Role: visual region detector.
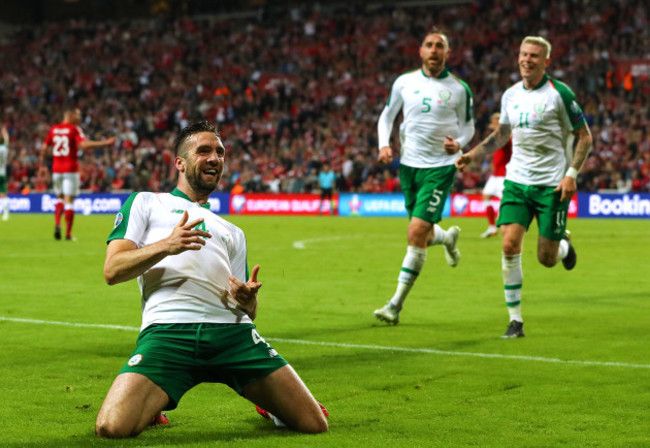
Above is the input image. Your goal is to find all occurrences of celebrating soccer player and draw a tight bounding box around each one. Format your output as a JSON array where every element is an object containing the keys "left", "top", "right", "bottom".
[
  {"left": 96, "top": 122, "right": 328, "bottom": 438},
  {"left": 373, "top": 26, "right": 475, "bottom": 325},
  {"left": 456, "top": 36, "right": 593, "bottom": 338}
]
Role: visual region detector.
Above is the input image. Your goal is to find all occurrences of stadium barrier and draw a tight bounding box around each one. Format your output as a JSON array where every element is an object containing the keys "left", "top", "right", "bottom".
[
  {"left": 5, "top": 193, "right": 230, "bottom": 215},
  {"left": 230, "top": 193, "right": 336, "bottom": 215},
  {"left": 5, "top": 192, "right": 650, "bottom": 219}
]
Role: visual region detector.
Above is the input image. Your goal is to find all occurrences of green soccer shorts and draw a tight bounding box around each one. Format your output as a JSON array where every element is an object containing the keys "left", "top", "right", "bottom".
[
  {"left": 0, "top": 175, "right": 7, "bottom": 194},
  {"left": 399, "top": 164, "right": 456, "bottom": 224},
  {"left": 119, "top": 323, "right": 288, "bottom": 410},
  {"left": 497, "top": 180, "right": 570, "bottom": 241}
]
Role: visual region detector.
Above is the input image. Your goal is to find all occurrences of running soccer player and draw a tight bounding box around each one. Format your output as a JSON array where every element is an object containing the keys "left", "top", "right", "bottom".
[
  {"left": 41, "top": 107, "right": 115, "bottom": 240},
  {"left": 373, "top": 26, "right": 474, "bottom": 325},
  {"left": 456, "top": 36, "right": 593, "bottom": 338}
]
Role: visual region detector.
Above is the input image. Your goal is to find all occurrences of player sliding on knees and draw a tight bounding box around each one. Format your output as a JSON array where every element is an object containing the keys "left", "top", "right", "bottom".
[{"left": 96, "top": 122, "right": 327, "bottom": 439}]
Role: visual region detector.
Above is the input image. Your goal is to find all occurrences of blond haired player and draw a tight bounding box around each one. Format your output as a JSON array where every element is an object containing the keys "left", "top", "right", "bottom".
[{"left": 456, "top": 36, "right": 592, "bottom": 338}]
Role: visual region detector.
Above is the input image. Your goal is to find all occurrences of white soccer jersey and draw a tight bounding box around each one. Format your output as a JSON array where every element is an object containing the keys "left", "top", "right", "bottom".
[
  {"left": 0, "top": 144, "right": 8, "bottom": 176},
  {"left": 378, "top": 68, "right": 475, "bottom": 168},
  {"left": 499, "top": 74, "right": 585, "bottom": 186},
  {"left": 108, "top": 189, "right": 252, "bottom": 330}
]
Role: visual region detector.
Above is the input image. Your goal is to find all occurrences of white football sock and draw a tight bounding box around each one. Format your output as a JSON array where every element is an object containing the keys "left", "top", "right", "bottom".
[
  {"left": 556, "top": 239, "right": 569, "bottom": 262},
  {"left": 502, "top": 253, "right": 523, "bottom": 322},
  {"left": 389, "top": 245, "right": 427, "bottom": 309},
  {"left": 429, "top": 224, "right": 446, "bottom": 246}
]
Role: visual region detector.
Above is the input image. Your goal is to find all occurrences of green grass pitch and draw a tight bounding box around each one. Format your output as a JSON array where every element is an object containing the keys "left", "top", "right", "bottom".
[{"left": 1, "top": 213, "right": 649, "bottom": 447}]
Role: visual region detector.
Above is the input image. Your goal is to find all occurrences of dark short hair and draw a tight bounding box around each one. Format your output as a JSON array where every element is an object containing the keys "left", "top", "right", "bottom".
[
  {"left": 173, "top": 121, "right": 220, "bottom": 157},
  {"left": 423, "top": 26, "right": 450, "bottom": 47}
]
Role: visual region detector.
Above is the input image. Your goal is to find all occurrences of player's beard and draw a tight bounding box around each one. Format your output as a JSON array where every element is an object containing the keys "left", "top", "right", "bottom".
[
  {"left": 185, "top": 162, "right": 222, "bottom": 196},
  {"left": 425, "top": 58, "right": 444, "bottom": 76}
]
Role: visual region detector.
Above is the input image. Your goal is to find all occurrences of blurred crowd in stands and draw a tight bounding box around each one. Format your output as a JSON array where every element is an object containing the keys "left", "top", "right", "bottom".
[{"left": 1, "top": 0, "right": 648, "bottom": 195}]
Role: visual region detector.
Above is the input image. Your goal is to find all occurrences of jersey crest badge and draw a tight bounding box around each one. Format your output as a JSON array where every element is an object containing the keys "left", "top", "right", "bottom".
[
  {"left": 438, "top": 90, "right": 452, "bottom": 106},
  {"left": 534, "top": 103, "right": 547, "bottom": 114},
  {"left": 128, "top": 354, "right": 143, "bottom": 366},
  {"left": 113, "top": 212, "right": 123, "bottom": 228}
]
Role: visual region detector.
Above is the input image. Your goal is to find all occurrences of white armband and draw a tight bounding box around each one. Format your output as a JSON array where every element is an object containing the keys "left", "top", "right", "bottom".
[{"left": 565, "top": 167, "right": 579, "bottom": 179}]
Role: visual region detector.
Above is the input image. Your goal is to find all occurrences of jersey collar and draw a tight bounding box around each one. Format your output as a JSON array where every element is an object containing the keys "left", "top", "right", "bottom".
[
  {"left": 421, "top": 67, "right": 450, "bottom": 79},
  {"left": 171, "top": 188, "right": 211, "bottom": 209},
  {"left": 523, "top": 73, "right": 549, "bottom": 91}
]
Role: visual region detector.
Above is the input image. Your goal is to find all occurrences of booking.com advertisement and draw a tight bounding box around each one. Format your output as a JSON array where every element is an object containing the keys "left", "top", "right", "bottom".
[
  {"left": 4, "top": 193, "right": 231, "bottom": 215},
  {"left": 578, "top": 193, "right": 650, "bottom": 218}
]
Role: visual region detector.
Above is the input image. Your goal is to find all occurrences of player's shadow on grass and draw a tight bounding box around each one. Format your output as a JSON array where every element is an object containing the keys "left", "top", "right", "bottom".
[{"left": 270, "top": 320, "right": 493, "bottom": 349}]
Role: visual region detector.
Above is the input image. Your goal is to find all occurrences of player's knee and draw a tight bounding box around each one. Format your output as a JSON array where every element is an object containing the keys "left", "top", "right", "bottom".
[
  {"left": 502, "top": 240, "right": 520, "bottom": 255},
  {"left": 296, "top": 413, "right": 328, "bottom": 434},
  {"left": 95, "top": 414, "right": 138, "bottom": 439},
  {"left": 537, "top": 252, "right": 556, "bottom": 268}
]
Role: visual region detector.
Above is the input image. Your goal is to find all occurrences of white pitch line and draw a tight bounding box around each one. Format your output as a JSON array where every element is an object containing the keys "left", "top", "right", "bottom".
[
  {"left": 0, "top": 316, "right": 139, "bottom": 331},
  {"left": 292, "top": 234, "right": 387, "bottom": 249},
  {"left": 2, "top": 316, "right": 649, "bottom": 370}
]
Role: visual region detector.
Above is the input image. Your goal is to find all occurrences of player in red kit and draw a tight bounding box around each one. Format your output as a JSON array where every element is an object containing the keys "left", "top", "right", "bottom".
[
  {"left": 41, "top": 107, "right": 115, "bottom": 241},
  {"left": 480, "top": 113, "right": 512, "bottom": 238}
]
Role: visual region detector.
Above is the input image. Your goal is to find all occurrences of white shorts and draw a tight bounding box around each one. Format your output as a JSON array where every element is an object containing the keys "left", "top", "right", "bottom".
[
  {"left": 482, "top": 175, "right": 505, "bottom": 199},
  {"left": 52, "top": 172, "right": 81, "bottom": 197}
]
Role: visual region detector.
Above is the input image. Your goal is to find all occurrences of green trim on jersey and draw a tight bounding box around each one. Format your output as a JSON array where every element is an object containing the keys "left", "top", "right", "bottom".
[
  {"left": 386, "top": 69, "right": 419, "bottom": 106},
  {"left": 524, "top": 74, "right": 550, "bottom": 91},
  {"left": 450, "top": 73, "right": 473, "bottom": 122},
  {"left": 549, "top": 77, "right": 586, "bottom": 130},
  {"left": 431, "top": 67, "right": 450, "bottom": 79},
  {"left": 171, "top": 188, "right": 210, "bottom": 209},
  {"left": 108, "top": 192, "right": 140, "bottom": 242}
]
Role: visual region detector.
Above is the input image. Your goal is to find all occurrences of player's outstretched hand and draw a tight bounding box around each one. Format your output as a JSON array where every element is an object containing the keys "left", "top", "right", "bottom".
[
  {"left": 455, "top": 152, "right": 472, "bottom": 172},
  {"left": 166, "top": 210, "right": 211, "bottom": 255},
  {"left": 229, "top": 264, "right": 262, "bottom": 320},
  {"left": 444, "top": 135, "right": 461, "bottom": 154},
  {"left": 555, "top": 176, "right": 577, "bottom": 202}
]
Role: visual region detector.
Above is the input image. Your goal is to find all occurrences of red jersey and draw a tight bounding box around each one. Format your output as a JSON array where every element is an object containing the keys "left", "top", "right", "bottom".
[
  {"left": 44, "top": 123, "right": 86, "bottom": 173},
  {"left": 492, "top": 139, "right": 512, "bottom": 177}
]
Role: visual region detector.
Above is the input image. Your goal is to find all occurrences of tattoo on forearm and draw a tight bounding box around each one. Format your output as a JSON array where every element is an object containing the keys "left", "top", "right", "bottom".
[
  {"left": 572, "top": 139, "right": 591, "bottom": 171},
  {"left": 571, "top": 126, "right": 593, "bottom": 171},
  {"left": 477, "top": 124, "right": 511, "bottom": 157}
]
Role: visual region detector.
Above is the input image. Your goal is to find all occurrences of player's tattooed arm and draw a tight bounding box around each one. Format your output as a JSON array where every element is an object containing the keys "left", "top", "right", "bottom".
[
  {"left": 570, "top": 124, "right": 593, "bottom": 173},
  {"left": 456, "top": 123, "right": 511, "bottom": 171},
  {"left": 474, "top": 123, "right": 512, "bottom": 158}
]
